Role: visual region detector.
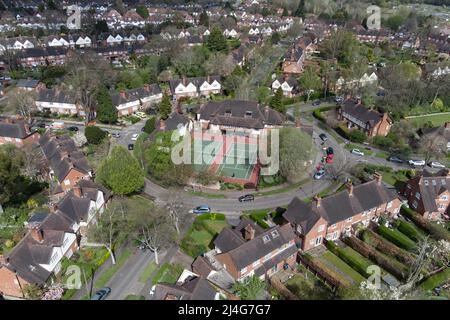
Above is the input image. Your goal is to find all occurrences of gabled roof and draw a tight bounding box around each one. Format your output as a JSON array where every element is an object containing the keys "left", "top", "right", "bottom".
[
  {"left": 413, "top": 169, "right": 450, "bottom": 212},
  {"left": 57, "top": 192, "right": 91, "bottom": 223},
  {"left": 16, "top": 79, "right": 39, "bottom": 88},
  {"left": 198, "top": 100, "right": 284, "bottom": 129},
  {"left": 0, "top": 120, "right": 35, "bottom": 139},
  {"left": 153, "top": 276, "right": 218, "bottom": 300},
  {"left": 36, "top": 88, "right": 77, "bottom": 105},
  {"left": 168, "top": 76, "right": 221, "bottom": 95},
  {"left": 111, "top": 84, "right": 162, "bottom": 106},
  {"left": 340, "top": 99, "right": 388, "bottom": 127}
]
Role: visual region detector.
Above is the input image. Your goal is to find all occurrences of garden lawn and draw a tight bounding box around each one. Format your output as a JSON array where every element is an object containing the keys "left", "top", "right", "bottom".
[
  {"left": 190, "top": 229, "right": 213, "bottom": 247},
  {"left": 202, "top": 220, "right": 229, "bottom": 234},
  {"left": 318, "top": 251, "right": 366, "bottom": 285},
  {"left": 406, "top": 113, "right": 450, "bottom": 127},
  {"left": 242, "top": 209, "right": 271, "bottom": 229},
  {"left": 139, "top": 262, "right": 158, "bottom": 283},
  {"left": 344, "top": 143, "right": 374, "bottom": 156},
  {"left": 125, "top": 294, "right": 145, "bottom": 300},
  {"left": 284, "top": 266, "right": 334, "bottom": 300},
  {"left": 152, "top": 263, "right": 184, "bottom": 285}
]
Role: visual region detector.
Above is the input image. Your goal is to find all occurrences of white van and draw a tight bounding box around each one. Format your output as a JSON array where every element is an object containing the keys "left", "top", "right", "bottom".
[{"left": 50, "top": 121, "right": 65, "bottom": 129}]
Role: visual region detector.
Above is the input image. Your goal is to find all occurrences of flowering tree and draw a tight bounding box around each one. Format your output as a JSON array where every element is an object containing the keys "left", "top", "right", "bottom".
[{"left": 42, "top": 284, "right": 64, "bottom": 300}]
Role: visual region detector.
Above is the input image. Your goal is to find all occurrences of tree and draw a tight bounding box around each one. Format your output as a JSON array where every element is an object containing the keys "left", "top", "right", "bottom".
[
  {"left": 0, "top": 145, "right": 25, "bottom": 205},
  {"left": 96, "top": 86, "right": 117, "bottom": 124},
  {"left": 199, "top": 11, "right": 209, "bottom": 27},
  {"left": 160, "top": 189, "right": 189, "bottom": 235},
  {"left": 96, "top": 146, "right": 145, "bottom": 195},
  {"left": 143, "top": 117, "right": 156, "bottom": 134},
  {"left": 129, "top": 202, "right": 175, "bottom": 265},
  {"left": 95, "top": 20, "right": 109, "bottom": 33},
  {"left": 23, "top": 284, "right": 43, "bottom": 300},
  {"left": 206, "top": 26, "right": 228, "bottom": 53},
  {"left": 294, "top": 0, "right": 305, "bottom": 18},
  {"left": 282, "top": 7, "right": 289, "bottom": 17},
  {"left": 136, "top": 5, "right": 149, "bottom": 19},
  {"left": 271, "top": 31, "right": 280, "bottom": 45},
  {"left": 299, "top": 66, "right": 322, "bottom": 102},
  {"left": 84, "top": 126, "right": 107, "bottom": 145},
  {"left": 88, "top": 200, "right": 129, "bottom": 265},
  {"left": 419, "top": 133, "right": 447, "bottom": 163},
  {"left": 7, "top": 90, "right": 36, "bottom": 123},
  {"left": 270, "top": 87, "right": 286, "bottom": 114},
  {"left": 158, "top": 92, "right": 172, "bottom": 120},
  {"left": 279, "top": 127, "right": 314, "bottom": 183},
  {"left": 348, "top": 129, "right": 367, "bottom": 144},
  {"left": 232, "top": 275, "right": 265, "bottom": 300},
  {"left": 205, "top": 53, "right": 235, "bottom": 76}
]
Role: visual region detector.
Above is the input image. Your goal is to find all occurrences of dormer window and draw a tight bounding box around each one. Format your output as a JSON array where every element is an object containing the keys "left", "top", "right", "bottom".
[
  {"left": 432, "top": 180, "right": 437, "bottom": 186},
  {"left": 271, "top": 230, "right": 279, "bottom": 238},
  {"left": 424, "top": 180, "right": 429, "bottom": 186},
  {"left": 245, "top": 111, "right": 253, "bottom": 118},
  {"left": 225, "top": 110, "right": 232, "bottom": 117},
  {"left": 263, "top": 235, "right": 270, "bottom": 243}
]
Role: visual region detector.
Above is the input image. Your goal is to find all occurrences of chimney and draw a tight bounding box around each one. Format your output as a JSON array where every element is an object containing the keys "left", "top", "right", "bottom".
[
  {"left": 356, "top": 98, "right": 362, "bottom": 105},
  {"left": 60, "top": 150, "right": 69, "bottom": 159},
  {"left": 31, "top": 226, "right": 44, "bottom": 242},
  {"left": 73, "top": 186, "right": 82, "bottom": 197},
  {"left": 346, "top": 181, "right": 354, "bottom": 196},
  {"left": 144, "top": 83, "right": 150, "bottom": 92},
  {"left": 120, "top": 90, "right": 126, "bottom": 99},
  {"left": 444, "top": 122, "right": 450, "bottom": 129},
  {"left": 313, "top": 195, "right": 321, "bottom": 207},
  {"left": 49, "top": 202, "right": 58, "bottom": 213},
  {"left": 159, "top": 119, "right": 166, "bottom": 131},
  {"left": 374, "top": 172, "right": 382, "bottom": 185},
  {"left": 244, "top": 224, "right": 255, "bottom": 241}
]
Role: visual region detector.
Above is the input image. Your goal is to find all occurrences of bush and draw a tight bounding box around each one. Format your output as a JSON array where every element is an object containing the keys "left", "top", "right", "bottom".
[
  {"left": 377, "top": 224, "right": 416, "bottom": 251},
  {"left": 196, "top": 213, "right": 226, "bottom": 221},
  {"left": 373, "top": 136, "right": 394, "bottom": 149},
  {"left": 84, "top": 126, "right": 107, "bottom": 145},
  {"left": 128, "top": 115, "right": 141, "bottom": 124},
  {"left": 395, "top": 220, "right": 424, "bottom": 242},
  {"left": 336, "top": 125, "right": 351, "bottom": 139},
  {"left": 348, "top": 129, "right": 367, "bottom": 143},
  {"left": 313, "top": 109, "right": 326, "bottom": 122},
  {"left": 180, "top": 237, "right": 208, "bottom": 258},
  {"left": 419, "top": 267, "right": 450, "bottom": 291},
  {"left": 400, "top": 206, "right": 450, "bottom": 241}
]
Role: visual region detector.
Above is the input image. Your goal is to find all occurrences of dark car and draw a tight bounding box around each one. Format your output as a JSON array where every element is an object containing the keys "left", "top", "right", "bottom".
[
  {"left": 388, "top": 155, "right": 405, "bottom": 163},
  {"left": 91, "top": 287, "right": 111, "bottom": 300},
  {"left": 238, "top": 194, "right": 255, "bottom": 202},
  {"left": 326, "top": 147, "right": 334, "bottom": 155},
  {"left": 38, "top": 122, "right": 46, "bottom": 128},
  {"left": 319, "top": 133, "right": 328, "bottom": 141},
  {"left": 312, "top": 101, "right": 321, "bottom": 106},
  {"left": 128, "top": 144, "right": 134, "bottom": 150},
  {"left": 67, "top": 126, "right": 79, "bottom": 132}
]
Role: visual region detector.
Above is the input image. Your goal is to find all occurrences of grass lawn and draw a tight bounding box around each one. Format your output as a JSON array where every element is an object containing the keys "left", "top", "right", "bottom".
[
  {"left": 125, "top": 294, "right": 145, "bottom": 300},
  {"left": 190, "top": 229, "right": 213, "bottom": 247},
  {"left": 253, "top": 178, "right": 309, "bottom": 197},
  {"left": 152, "top": 263, "right": 184, "bottom": 285},
  {"left": 382, "top": 171, "right": 409, "bottom": 186},
  {"left": 406, "top": 113, "right": 450, "bottom": 127},
  {"left": 344, "top": 143, "right": 374, "bottom": 156},
  {"left": 285, "top": 266, "right": 334, "bottom": 300},
  {"left": 202, "top": 220, "right": 229, "bottom": 234},
  {"left": 375, "top": 151, "right": 389, "bottom": 159},
  {"left": 93, "top": 249, "right": 132, "bottom": 290},
  {"left": 242, "top": 208, "right": 271, "bottom": 229},
  {"left": 138, "top": 262, "right": 158, "bottom": 283},
  {"left": 319, "top": 251, "right": 366, "bottom": 285}
]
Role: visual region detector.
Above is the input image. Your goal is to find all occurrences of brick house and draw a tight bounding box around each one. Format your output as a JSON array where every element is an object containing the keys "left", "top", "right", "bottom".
[
  {"left": 213, "top": 219, "right": 297, "bottom": 281},
  {"left": 39, "top": 133, "right": 92, "bottom": 193},
  {"left": 282, "top": 46, "right": 305, "bottom": 76},
  {"left": 35, "top": 88, "right": 83, "bottom": 117},
  {"left": 0, "top": 119, "right": 40, "bottom": 147},
  {"left": 111, "top": 84, "right": 162, "bottom": 117},
  {"left": 271, "top": 75, "right": 299, "bottom": 97},
  {"left": 0, "top": 212, "right": 78, "bottom": 298},
  {"left": 338, "top": 99, "right": 392, "bottom": 137},
  {"left": 283, "top": 174, "right": 401, "bottom": 251},
  {"left": 402, "top": 169, "right": 450, "bottom": 220},
  {"left": 16, "top": 79, "right": 45, "bottom": 91},
  {"left": 169, "top": 76, "right": 222, "bottom": 100}
]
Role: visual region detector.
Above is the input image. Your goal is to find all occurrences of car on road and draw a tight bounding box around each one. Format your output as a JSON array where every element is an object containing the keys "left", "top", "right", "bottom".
[
  {"left": 335, "top": 96, "right": 344, "bottom": 103},
  {"left": 319, "top": 133, "right": 328, "bottom": 141},
  {"left": 190, "top": 205, "right": 211, "bottom": 214},
  {"left": 429, "top": 161, "right": 446, "bottom": 169},
  {"left": 128, "top": 144, "right": 134, "bottom": 150},
  {"left": 351, "top": 149, "right": 364, "bottom": 156},
  {"left": 238, "top": 194, "right": 255, "bottom": 202},
  {"left": 312, "top": 101, "right": 321, "bottom": 106},
  {"left": 67, "top": 126, "right": 79, "bottom": 132},
  {"left": 111, "top": 132, "right": 121, "bottom": 138},
  {"left": 314, "top": 169, "right": 326, "bottom": 180},
  {"left": 388, "top": 155, "right": 405, "bottom": 163},
  {"left": 91, "top": 287, "right": 111, "bottom": 300},
  {"left": 37, "top": 122, "right": 46, "bottom": 128},
  {"left": 408, "top": 159, "right": 425, "bottom": 167},
  {"left": 131, "top": 133, "right": 139, "bottom": 141}
]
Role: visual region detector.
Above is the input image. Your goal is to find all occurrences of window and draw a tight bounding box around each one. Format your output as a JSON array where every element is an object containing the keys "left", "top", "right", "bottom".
[
  {"left": 362, "top": 211, "right": 368, "bottom": 216},
  {"left": 387, "top": 201, "right": 392, "bottom": 209},
  {"left": 64, "top": 179, "right": 70, "bottom": 186},
  {"left": 252, "top": 260, "right": 259, "bottom": 268},
  {"left": 442, "top": 195, "right": 448, "bottom": 201},
  {"left": 412, "top": 200, "right": 418, "bottom": 209},
  {"left": 439, "top": 203, "right": 446, "bottom": 210},
  {"left": 331, "top": 224, "right": 336, "bottom": 229},
  {"left": 224, "top": 110, "right": 232, "bottom": 117},
  {"left": 241, "top": 267, "right": 248, "bottom": 274},
  {"left": 442, "top": 179, "right": 446, "bottom": 185},
  {"left": 424, "top": 181, "right": 429, "bottom": 186},
  {"left": 346, "top": 217, "right": 353, "bottom": 222},
  {"left": 432, "top": 180, "right": 437, "bottom": 186},
  {"left": 245, "top": 111, "right": 253, "bottom": 118},
  {"left": 318, "top": 224, "right": 325, "bottom": 232},
  {"left": 263, "top": 235, "right": 271, "bottom": 243},
  {"left": 271, "top": 230, "right": 279, "bottom": 238},
  {"left": 407, "top": 184, "right": 411, "bottom": 189},
  {"left": 315, "top": 236, "right": 322, "bottom": 246},
  {"left": 415, "top": 192, "right": 421, "bottom": 200}
]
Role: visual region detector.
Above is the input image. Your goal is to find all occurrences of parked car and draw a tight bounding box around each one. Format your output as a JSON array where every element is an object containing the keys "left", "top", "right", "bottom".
[
  {"left": 388, "top": 155, "right": 405, "bottom": 163},
  {"left": 189, "top": 205, "right": 211, "bottom": 214},
  {"left": 429, "top": 161, "right": 446, "bottom": 169},
  {"left": 326, "top": 153, "right": 334, "bottom": 164},
  {"left": 312, "top": 100, "right": 321, "bottom": 106},
  {"left": 351, "top": 149, "right": 364, "bottom": 156},
  {"left": 319, "top": 133, "right": 328, "bottom": 141},
  {"left": 67, "top": 126, "right": 79, "bottom": 132},
  {"left": 149, "top": 285, "right": 156, "bottom": 296},
  {"left": 111, "top": 132, "right": 121, "bottom": 138},
  {"left": 335, "top": 96, "right": 344, "bottom": 103},
  {"left": 128, "top": 144, "right": 134, "bottom": 150},
  {"left": 238, "top": 194, "right": 255, "bottom": 202},
  {"left": 37, "top": 122, "right": 46, "bottom": 128},
  {"left": 408, "top": 159, "right": 425, "bottom": 167},
  {"left": 131, "top": 133, "right": 139, "bottom": 141},
  {"left": 91, "top": 287, "right": 111, "bottom": 300},
  {"left": 326, "top": 147, "right": 334, "bottom": 155},
  {"left": 314, "top": 169, "right": 326, "bottom": 180}
]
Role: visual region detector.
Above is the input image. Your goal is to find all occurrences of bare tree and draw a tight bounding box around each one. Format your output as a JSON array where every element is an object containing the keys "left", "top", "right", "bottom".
[
  {"left": 21, "top": 145, "right": 44, "bottom": 179},
  {"left": 7, "top": 90, "right": 36, "bottom": 123},
  {"left": 160, "top": 189, "right": 189, "bottom": 235},
  {"left": 419, "top": 133, "right": 447, "bottom": 163}
]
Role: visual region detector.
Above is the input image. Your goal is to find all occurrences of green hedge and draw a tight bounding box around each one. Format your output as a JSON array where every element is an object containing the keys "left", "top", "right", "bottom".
[
  {"left": 401, "top": 206, "right": 450, "bottom": 241},
  {"left": 196, "top": 213, "right": 226, "bottom": 221},
  {"left": 325, "top": 240, "right": 372, "bottom": 278},
  {"left": 419, "top": 267, "right": 450, "bottom": 291},
  {"left": 395, "top": 220, "right": 424, "bottom": 242},
  {"left": 313, "top": 109, "right": 326, "bottom": 122},
  {"left": 336, "top": 125, "right": 351, "bottom": 139},
  {"left": 377, "top": 224, "right": 416, "bottom": 251}
]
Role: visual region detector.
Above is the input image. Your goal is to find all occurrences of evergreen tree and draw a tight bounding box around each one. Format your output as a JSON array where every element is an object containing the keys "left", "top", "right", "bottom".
[
  {"left": 294, "top": 0, "right": 305, "bottom": 18},
  {"left": 206, "top": 26, "right": 228, "bottom": 53},
  {"left": 271, "top": 31, "right": 280, "bottom": 45},
  {"left": 136, "top": 5, "right": 149, "bottom": 19},
  {"left": 270, "top": 87, "right": 286, "bottom": 114},
  {"left": 282, "top": 7, "right": 289, "bottom": 17},
  {"left": 199, "top": 11, "right": 209, "bottom": 27},
  {"left": 158, "top": 92, "right": 172, "bottom": 120},
  {"left": 96, "top": 86, "right": 117, "bottom": 124}
]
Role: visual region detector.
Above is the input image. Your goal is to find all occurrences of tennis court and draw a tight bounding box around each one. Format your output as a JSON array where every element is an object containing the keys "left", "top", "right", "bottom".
[{"left": 217, "top": 143, "right": 258, "bottom": 180}]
